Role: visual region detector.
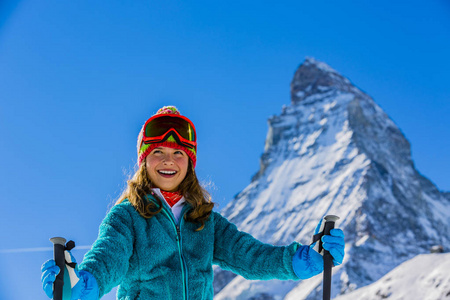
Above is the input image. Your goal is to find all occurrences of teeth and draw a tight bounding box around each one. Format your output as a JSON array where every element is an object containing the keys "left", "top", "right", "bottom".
[{"left": 159, "top": 170, "right": 176, "bottom": 175}]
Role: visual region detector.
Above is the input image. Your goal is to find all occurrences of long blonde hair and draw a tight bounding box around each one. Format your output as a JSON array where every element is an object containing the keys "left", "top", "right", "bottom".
[{"left": 116, "top": 160, "right": 214, "bottom": 231}]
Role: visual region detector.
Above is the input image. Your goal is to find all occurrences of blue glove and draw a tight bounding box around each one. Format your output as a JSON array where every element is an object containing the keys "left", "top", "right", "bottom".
[
  {"left": 41, "top": 249, "right": 99, "bottom": 300},
  {"left": 292, "top": 244, "right": 324, "bottom": 279},
  {"left": 322, "top": 228, "right": 345, "bottom": 266},
  {"left": 292, "top": 218, "right": 345, "bottom": 280}
]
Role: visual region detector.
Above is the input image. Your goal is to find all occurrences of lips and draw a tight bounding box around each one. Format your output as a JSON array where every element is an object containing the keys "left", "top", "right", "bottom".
[{"left": 157, "top": 170, "right": 177, "bottom": 178}]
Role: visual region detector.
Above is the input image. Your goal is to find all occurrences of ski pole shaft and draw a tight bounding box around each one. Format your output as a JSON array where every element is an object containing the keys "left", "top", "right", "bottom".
[
  {"left": 322, "top": 215, "right": 339, "bottom": 300},
  {"left": 50, "top": 237, "right": 66, "bottom": 300}
]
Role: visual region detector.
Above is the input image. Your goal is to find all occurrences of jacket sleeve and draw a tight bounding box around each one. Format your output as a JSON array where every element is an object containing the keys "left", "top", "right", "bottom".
[
  {"left": 212, "top": 212, "right": 300, "bottom": 281},
  {"left": 78, "top": 202, "right": 135, "bottom": 297}
]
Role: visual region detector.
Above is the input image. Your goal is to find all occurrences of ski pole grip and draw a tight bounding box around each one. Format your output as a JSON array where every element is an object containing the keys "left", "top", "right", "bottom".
[
  {"left": 322, "top": 215, "right": 339, "bottom": 300},
  {"left": 50, "top": 237, "right": 66, "bottom": 300},
  {"left": 323, "top": 215, "right": 339, "bottom": 240}
]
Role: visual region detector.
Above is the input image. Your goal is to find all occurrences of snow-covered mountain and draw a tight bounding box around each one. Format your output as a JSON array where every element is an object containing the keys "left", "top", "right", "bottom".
[{"left": 214, "top": 57, "right": 450, "bottom": 299}]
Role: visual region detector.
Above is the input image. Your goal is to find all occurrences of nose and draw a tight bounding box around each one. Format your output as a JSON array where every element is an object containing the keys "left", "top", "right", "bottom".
[{"left": 162, "top": 153, "right": 175, "bottom": 164}]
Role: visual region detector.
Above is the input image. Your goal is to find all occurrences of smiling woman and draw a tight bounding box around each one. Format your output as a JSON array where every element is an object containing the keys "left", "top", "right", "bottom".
[
  {"left": 114, "top": 106, "right": 213, "bottom": 228},
  {"left": 40, "top": 105, "right": 345, "bottom": 300}
]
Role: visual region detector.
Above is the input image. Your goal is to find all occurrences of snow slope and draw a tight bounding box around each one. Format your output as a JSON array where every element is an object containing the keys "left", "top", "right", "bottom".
[{"left": 331, "top": 253, "right": 450, "bottom": 300}]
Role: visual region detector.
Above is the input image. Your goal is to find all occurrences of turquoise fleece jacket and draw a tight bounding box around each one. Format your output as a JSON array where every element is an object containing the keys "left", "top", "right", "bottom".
[{"left": 79, "top": 195, "right": 300, "bottom": 299}]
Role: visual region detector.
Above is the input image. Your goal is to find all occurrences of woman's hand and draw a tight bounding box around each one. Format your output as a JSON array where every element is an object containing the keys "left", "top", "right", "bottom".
[
  {"left": 292, "top": 220, "right": 345, "bottom": 280},
  {"left": 41, "top": 250, "right": 99, "bottom": 300}
]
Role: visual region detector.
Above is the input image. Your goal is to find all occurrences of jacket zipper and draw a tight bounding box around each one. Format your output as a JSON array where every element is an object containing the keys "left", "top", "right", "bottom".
[
  {"left": 157, "top": 201, "right": 190, "bottom": 300},
  {"left": 176, "top": 223, "right": 189, "bottom": 300}
]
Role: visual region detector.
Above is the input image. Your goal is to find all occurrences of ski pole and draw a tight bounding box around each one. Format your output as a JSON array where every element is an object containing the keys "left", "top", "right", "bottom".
[
  {"left": 321, "top": 215, "right": 339, "bottom": 300},
  {"left": 50, "top": 237, "right": 66, "bottom": 300}
]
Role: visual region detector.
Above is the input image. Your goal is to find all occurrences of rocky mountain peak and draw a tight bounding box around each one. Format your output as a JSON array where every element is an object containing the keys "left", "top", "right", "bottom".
[
  {"left": 215, "top": 58, "right": 450, "bottom": 300},
  {"left": 291, "top": 57, "right": 357, "bottom": 104}
]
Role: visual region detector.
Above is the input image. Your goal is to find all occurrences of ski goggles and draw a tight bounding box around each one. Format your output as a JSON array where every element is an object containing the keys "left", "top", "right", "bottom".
[{"left": 141, "top": 114, "right": 197, "bottom": 150}]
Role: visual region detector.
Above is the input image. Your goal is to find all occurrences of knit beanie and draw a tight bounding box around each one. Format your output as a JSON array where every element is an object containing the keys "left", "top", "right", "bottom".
[{"left": 137, "top": 106, "right": 197, "bottom": 167}]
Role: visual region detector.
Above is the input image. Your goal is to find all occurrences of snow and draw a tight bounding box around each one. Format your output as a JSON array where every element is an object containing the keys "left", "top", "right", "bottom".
[
  {"left": 334, "top": 253, "right": 450, "bottom": 300},
  {"left": 355, "top": 235, "right": 369, "bottom": 247},
  {"left": 424, "top": 192, "right": 450, "bottom": 225},
  {"left": 215, "top": 277, "right": 298, "bottom": 300},
  {"left": 305, "top": 56, "right": 339, "bottom": 74},
  {"left": 284, "top": 274, "right": 326, "bottom": 300},
  {"left": 296, "top": 91, "right": 305, "bottom": 98}
]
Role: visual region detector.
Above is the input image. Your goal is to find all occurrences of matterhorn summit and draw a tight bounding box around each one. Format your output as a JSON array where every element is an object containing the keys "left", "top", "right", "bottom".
[{"left": 214, "top": 57, "right": 450, "bottom": 299}]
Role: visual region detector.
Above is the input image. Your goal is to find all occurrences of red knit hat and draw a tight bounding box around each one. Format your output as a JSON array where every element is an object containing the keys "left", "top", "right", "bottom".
[{"left": 137, "top": 106, "right": 197, "bottom": 167}]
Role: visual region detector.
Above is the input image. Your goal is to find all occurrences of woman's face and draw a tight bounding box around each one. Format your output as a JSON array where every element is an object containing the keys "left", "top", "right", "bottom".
[{"left": 146, "top": 146, "right": 189, "bottom": 192}]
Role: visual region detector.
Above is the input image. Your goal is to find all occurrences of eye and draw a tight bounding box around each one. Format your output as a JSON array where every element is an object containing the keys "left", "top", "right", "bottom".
[
  {"left": 174, "top": 150, "right": 185, "bottom": 155},
  {"left": 152, "top": 149, "right": 163, "bottom": 154}
]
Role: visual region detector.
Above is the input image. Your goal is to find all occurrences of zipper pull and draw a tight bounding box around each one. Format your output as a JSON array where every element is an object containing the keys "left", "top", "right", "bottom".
[{"left": 176, "top": 225, "right": 181, "bottom": 239}]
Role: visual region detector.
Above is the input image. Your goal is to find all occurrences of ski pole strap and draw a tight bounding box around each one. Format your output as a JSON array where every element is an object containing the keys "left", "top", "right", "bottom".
[
  {"left": 65, "top": 240, "right": 75, "bottom": 251},
  {"left": 64, "top": 240, "right": 77, "bottom": 268},
  {"left": 311, "top": 231, "right": 325, "bottom": 253}
]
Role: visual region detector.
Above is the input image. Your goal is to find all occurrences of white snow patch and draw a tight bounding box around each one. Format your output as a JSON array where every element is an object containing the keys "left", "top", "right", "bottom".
[
  {"left": 215, "top": 276, "right": 297, "bottom": 300},
  {"left": 296, "top": 91, "right": 305, "bottom": 98},
  {"left": 334, "top": 253, "right": 450, "bottom": 300},
  {"left": 355, "top": 235, "right": 369, "bottom": 247}
]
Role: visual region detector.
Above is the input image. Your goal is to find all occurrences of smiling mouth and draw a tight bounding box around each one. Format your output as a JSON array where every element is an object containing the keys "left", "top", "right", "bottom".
[{"left": 158, "top": 170, "right": 177, "bottom": 177}]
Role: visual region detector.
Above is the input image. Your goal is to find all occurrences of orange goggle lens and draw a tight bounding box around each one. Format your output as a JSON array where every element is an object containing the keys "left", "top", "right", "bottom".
[{"left": 142, "top": 115, "right": 196, "bottom": 149}]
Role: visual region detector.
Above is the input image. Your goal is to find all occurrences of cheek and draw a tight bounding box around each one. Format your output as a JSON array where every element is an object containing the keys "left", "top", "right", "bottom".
[
  {"left": 145, "top": 162, "right": 154, "bottom": 179},
  {"left": 173, "top": 158, "right": 189, "bottom": 178},
  {"left": 177, "top": 158, "right": 189, "bottom": 171},
  {"left": 145, "top": 158, "right": 160, "bottom": 179},
  {"left": 146, "top": 156, "right": 161, "bottom": 168}
]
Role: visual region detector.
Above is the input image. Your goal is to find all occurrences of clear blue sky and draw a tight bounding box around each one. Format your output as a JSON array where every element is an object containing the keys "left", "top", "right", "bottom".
[{"left": 1, "top": 1, "right": 449, "bottom": 299}]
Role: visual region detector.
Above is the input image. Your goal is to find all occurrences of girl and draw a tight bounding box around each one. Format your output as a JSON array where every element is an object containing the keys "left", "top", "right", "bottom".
[{"left": 41, "top": 106, "right": 345, "bottom": 299}]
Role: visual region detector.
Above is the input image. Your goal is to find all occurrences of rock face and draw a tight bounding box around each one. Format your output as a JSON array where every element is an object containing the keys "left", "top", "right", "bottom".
[
  {"left": 290, "top": 58, "right": 358, "bottom": 105},
  {"left": 213, "top": 57, "right": 450, "bottom": 299}
]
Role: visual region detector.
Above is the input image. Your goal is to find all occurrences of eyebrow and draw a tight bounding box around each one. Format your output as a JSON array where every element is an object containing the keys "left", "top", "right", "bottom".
[{"left": 153, "top": 147, "right": 183, "bottom": 153}]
